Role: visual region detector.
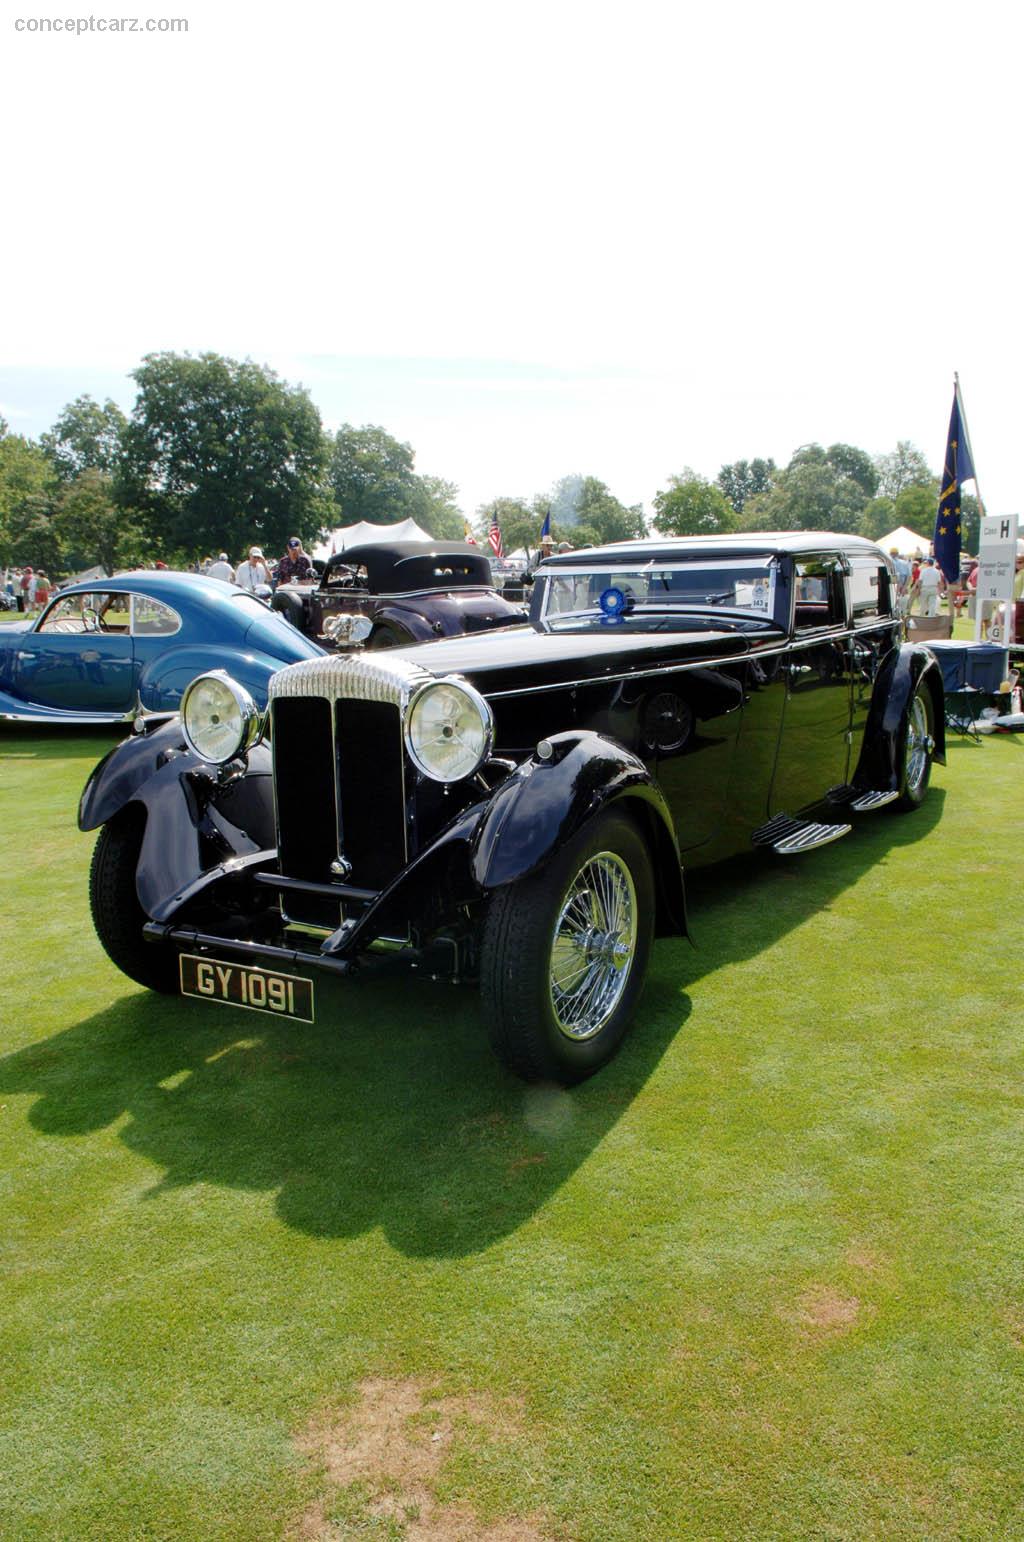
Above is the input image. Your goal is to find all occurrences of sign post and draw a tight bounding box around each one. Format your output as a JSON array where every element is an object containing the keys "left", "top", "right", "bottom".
[{"left": 974, "top": 514, "right": 1019, "bottom": 659}]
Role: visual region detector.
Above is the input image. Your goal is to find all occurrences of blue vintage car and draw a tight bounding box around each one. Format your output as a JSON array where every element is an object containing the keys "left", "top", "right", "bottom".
[{"left": 0, "top": 569, "right": 324, "bottom": 724}]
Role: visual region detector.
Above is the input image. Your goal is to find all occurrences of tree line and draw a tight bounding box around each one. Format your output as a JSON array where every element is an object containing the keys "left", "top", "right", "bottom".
[{"left": 0, "top": 349, "right": 959, "bottom": 576}]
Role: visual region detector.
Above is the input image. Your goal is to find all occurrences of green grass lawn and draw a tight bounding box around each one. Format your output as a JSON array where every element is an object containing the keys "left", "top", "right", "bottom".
[{"left": 2, "top": 724, "right": 1023, "bottom": 1539}]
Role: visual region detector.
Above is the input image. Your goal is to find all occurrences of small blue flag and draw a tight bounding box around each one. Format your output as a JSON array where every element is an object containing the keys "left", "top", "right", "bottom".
[
  {"left": 934, "top": 380, "right": 976, "bottom": 582},
  {"left": 540, "top": 510, "right": 551, "bottom": 541}
]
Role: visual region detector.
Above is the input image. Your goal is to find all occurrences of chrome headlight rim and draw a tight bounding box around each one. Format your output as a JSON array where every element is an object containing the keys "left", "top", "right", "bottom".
[
  {"left": 404, "top": 674, "right": 494, "bottom": 784},
  {"left": 180, "top": 669, "right": 263, "bottom": 765}
]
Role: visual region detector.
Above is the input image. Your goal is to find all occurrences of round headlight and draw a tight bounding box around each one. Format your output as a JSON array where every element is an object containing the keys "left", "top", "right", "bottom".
[
  {"left": 181, "top": 671, "right": 262, "bottom": 764},
  {"left": 405, "top": 677, "right": 493, "bottom": 783}
]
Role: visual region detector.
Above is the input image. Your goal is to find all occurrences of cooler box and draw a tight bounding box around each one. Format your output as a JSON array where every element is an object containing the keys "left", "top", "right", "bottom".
[{"left": 924, "top": 641, "right": 1007, "bottom": 693}]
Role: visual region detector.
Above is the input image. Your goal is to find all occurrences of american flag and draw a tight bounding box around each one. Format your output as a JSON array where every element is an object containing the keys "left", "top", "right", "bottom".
[{"left": 488, "top": 512, "right": 503, "bottom": 560}]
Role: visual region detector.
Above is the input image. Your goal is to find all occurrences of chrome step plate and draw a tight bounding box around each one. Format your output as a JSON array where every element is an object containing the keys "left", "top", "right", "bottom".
[
  {"left": 753, "top": 813, "right": 852, "bottom": 855},
  {"left": 850, "top": 789, "right": 899, "bottom": 812},
  {"left": 773, "top": 821, "right": 852, "bottom": 855}
]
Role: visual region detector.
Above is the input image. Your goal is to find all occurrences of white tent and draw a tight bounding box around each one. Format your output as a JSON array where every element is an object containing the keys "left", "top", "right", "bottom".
[
  {"left": 877, "top": 525, "right": 931, "bottom": 557},
  {"left": 312, "top": 518, "right": 433, "bottom": 561}
]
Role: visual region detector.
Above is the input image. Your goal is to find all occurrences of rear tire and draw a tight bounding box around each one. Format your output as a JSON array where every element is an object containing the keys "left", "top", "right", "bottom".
[
  {"left": 480, "top": 810, "right": 654, "bottom": 1084},
  {"left": 89, "top": 809, "right": 179, "bottom": 992},
  {"left": 894, "top": 684, "right": 935, "bottom": 811}
]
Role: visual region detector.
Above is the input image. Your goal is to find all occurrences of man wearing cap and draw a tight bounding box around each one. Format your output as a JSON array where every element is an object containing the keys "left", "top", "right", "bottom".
[
  {"left": 234, "top": 546, "right": 271, "bottom": 592},
  {"left": 207, "top": 552, "right": 235, "bottom": 582},
  {"left": 275, "top": 536, "right": 315, "bottom": 587}
]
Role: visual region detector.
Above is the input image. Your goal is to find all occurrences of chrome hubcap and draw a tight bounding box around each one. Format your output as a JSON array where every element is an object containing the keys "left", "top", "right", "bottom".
[
  {"left": 549, "top": 852, "right": 638, "bottom": 1041},
  {"left": 905, "top": 696, "right": 932, "bottom": 793}
]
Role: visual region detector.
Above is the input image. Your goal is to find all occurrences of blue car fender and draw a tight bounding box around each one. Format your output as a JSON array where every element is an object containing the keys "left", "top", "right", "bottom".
[
  {"left": 470, "top": 730, "right": 688, "bottom": 937},
  {"left": 138, "top": 644, "right": 287, "bottom": 712},
  {"left": 854, "top": 642, "right": 946, "bottom": 791}
]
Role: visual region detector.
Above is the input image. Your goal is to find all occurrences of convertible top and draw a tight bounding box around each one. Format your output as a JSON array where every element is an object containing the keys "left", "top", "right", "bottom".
[{"left": 324, "top": 541, "right": 494, "bottom": 593}]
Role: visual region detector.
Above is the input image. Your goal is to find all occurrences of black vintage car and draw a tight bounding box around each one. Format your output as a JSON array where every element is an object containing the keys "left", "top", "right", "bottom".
[
  {"left": 81, "top": 533, "right": 944, "bottom": 1084},
  {"left": 271, "top": 540, "right": 526, "bottom": 649}
]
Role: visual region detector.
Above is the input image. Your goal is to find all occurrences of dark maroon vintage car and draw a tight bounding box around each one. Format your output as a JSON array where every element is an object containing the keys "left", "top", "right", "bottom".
[{"left": 271, "top": 540, "right": 526, "bottom": 649}]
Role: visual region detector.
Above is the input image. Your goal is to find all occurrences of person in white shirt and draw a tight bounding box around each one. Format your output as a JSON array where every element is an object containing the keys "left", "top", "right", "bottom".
[
  {"left": 234, "top": 546, "right": 271, "bottom": 591},
  {"left": 207, "top": 552, "right": 235, "bottom": 583},
  {"left": 911, "top": 557, "right": 945, "bottom": 617}
]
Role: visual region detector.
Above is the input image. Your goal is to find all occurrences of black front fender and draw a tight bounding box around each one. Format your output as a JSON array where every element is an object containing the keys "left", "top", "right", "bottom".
[
  {"left": 79, "top": 722, "right": 276, "bottom": 921},
  {"left": 854, "top": 642, "right": 946, "bottom": 791},
  {"left": 472, "top": 730, "right": 687, "bottom": 937}
]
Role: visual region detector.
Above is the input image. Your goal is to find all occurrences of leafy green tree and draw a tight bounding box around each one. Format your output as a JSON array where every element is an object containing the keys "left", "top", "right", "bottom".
[
  {"left": 328, "top": 424, "right": 420, "bottom": 525},
  {"left": 54, "top": 469, "right": 146, "bottom": 575},
  {"left": 892, "top": 482, "right": 939, "bottom": 538},
  {"left": 716, "top": 458, "right": 775, "bottom": 513},
  {"left": 653, "top": 470, "right": 736, "bottom": 536},
  {"left": 0, "top": 434, "right": 60, "bottom": 568},
  {"left": 823, "top": 442, "right": 878, "bottom": 497},
  {"left": 548, "top": 474, "right": 645, "bottom": 546},
  {"left": 328, "top": 425, "right": 468, "bottom": 538},
  {"left": 118, "top": 352, "right": 332, "bottom": 558},
  {"left": 42, "top": 395, "right": 127, "bottom": 482},
  {"left": 873, "top": 440, "right": 932, "bottom": 500},
  {"left": 740, "top": 443, "right": 873, "bottom": 534},
  {"left": 411, "top": 475, "right": 464, "bottom": 539},
  {"left": 858, "top": 496, "right": 897, "bottom": 542}
]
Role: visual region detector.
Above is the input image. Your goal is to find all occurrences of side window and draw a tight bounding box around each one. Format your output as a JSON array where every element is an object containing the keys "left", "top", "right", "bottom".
[
  {"left": 793, "top": 559, "right": 845, "bottom": 632},
  {"left": 848, "top": 557, "right": 889, "bottom": 620},
  {"left": 131, "top": 595, "right": 181, "bottom": 636},
  {"left": 37, "top": 594, "right": 89, "bottom": 633}
]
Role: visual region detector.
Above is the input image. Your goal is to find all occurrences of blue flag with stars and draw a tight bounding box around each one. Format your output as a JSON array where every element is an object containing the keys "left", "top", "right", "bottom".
[{"left": 934, "top": 382, "right": 976, "bottom": 582}]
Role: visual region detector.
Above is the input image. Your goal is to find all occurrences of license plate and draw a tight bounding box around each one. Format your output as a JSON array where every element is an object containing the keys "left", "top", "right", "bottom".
[{"left": 179, "top": 953, "right": 314, "bottom": 1023}]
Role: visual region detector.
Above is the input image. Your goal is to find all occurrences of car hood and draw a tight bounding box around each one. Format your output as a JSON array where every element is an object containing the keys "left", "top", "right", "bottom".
[
  {"left": 388, "top": 618, "right": 782, "bottom": 693},
  {"left": 0, "top": 620, "right": 34, "bottom": 644}
]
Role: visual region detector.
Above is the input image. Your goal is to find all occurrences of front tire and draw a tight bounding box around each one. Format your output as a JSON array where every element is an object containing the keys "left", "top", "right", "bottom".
[
  {"left": 89, "top": 809, "right": 179, "bottom": 992},
  {"left": 895, "top": 684, "right": 935, "bottom": 811},
  {"left": 480, "top": 811, "right": 655, "bottom": 1084}
]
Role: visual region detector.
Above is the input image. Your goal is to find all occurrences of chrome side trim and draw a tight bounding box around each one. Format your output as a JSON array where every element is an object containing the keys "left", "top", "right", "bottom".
[
  {"left": 1, "top": 707, "right": 134, "bottom": 725},
  {"left": 482, "top": 626, "right": 899, "bottom": 699}
]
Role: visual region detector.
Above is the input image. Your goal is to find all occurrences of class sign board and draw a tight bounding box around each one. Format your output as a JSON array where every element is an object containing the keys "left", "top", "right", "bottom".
[{"left": 976, "top": 515, "right": 1019, "bottom": 601}]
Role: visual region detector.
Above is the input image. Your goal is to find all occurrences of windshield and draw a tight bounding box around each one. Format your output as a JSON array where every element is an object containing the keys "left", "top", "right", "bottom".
[{"left": 540, "top": 559, "right": 778, "bottom": 630}]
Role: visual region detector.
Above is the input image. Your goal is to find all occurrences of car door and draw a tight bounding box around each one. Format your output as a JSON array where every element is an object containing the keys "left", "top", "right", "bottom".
[
  {"left": 13, "top": 590, "right": 136, "bottom": 712},
  {"left": 769, "top": 555, "right": 854, "bottom": 815}
]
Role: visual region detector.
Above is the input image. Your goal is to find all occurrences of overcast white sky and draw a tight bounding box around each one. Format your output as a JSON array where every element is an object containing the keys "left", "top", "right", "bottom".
[{"left": 2, "top": 0, "right": 1021, "bottom": 519}]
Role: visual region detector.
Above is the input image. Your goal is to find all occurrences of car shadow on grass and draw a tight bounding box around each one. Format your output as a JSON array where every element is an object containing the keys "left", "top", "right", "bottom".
[{"left": 0, "top": 791, "right": 944, "bottom": 1258}]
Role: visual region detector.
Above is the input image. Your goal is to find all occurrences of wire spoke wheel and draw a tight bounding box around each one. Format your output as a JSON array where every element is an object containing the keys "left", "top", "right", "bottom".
[
  {"left": 904, "top": 693, "right": 932, "bottom": 797},
  {"left": 548, "top": 852, "right": 638, "bottom": 1042}
]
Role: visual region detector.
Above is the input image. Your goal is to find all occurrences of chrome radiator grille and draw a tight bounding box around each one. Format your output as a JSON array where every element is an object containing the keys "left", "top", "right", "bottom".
[{"left": 270, "top": 654, "right": 432, "bottom": 927}]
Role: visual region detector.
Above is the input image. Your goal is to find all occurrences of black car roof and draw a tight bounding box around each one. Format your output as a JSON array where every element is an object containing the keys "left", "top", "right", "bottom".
[
  {"left": 541, "top": 532, "right": 888, "bottom": 566},
  {"left": 325, "top": 541, "right": 493, "bottom": 591}
]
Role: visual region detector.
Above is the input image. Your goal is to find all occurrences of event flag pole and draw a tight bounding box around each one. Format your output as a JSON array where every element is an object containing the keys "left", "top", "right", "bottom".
[{"left": 934, "top": 373, "right": 984, "bottom": 639}]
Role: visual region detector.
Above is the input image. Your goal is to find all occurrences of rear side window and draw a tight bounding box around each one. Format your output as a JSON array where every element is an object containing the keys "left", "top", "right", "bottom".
[
  {"left": 848, "top": 558, "right": 889, "bottom": 620},
  {"left": 793, "top": 558, "right": 845, "bottom": 630},
  {"left": 132, "top": 595, "right": 181, "bottom": 635}
]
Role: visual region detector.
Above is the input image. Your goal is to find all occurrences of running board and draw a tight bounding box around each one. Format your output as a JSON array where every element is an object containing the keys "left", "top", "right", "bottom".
[
  {"left": 752, "top": 813, "right": 853, "bottom": 856},
  {"left": 826, "top": 784, "right": 899, "bottom": 813},
  {"left": 849, "top": 789, "right": 898, "bottom": 812}
]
